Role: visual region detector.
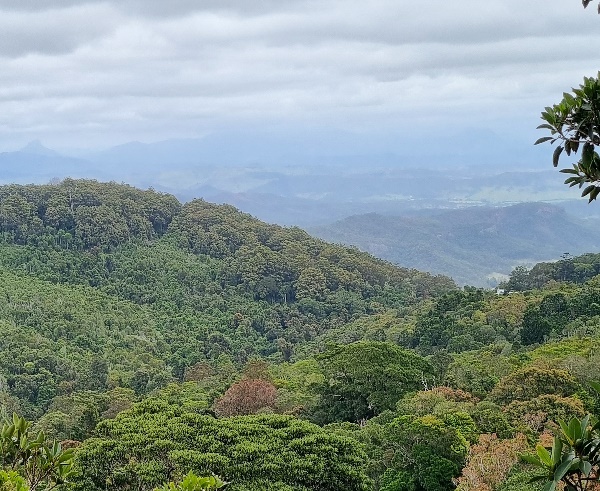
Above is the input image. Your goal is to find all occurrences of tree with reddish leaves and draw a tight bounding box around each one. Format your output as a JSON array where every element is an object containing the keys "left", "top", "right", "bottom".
[
  {"left": 213, "top": 378, "right": 277, "bottom": 418},
  {"left": 457, "top": 433, "right": 529, "bottom": 491}
]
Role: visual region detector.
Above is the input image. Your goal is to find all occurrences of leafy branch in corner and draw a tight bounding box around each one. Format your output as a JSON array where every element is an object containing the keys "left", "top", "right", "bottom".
[{"left": 535, "top": 73, "right": 600, "bottom": 202}]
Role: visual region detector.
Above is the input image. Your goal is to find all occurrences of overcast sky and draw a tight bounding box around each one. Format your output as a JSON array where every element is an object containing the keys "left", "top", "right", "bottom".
[{"left": 0, "top": 0, "right": 598, "bottom": 153}]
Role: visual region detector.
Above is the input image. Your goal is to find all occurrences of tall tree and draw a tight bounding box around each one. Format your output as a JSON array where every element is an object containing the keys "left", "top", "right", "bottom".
[{"left": 313, "top": 341, "right": 432, "bottom": 423}]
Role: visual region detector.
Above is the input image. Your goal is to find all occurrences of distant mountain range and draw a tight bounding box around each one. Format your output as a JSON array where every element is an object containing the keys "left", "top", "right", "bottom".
[
  {"left": 2, "top": 139, "right": 600, "bottom": 286},
  {"left": 4, "top": 138, "right": 584, "bottom": 225},
  {"left": 309, "top": 203, "right": 600, "bottom": 287},
  {"left": 0, "top": 137, "right": 597, "bottom": 234}
]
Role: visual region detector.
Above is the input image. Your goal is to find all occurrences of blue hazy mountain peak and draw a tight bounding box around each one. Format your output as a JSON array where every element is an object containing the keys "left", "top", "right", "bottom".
[{"left": 19, "top": 140, "right": 60, "bottom": 157}]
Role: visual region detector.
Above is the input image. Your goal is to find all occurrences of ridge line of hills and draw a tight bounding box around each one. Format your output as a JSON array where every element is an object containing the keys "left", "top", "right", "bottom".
[{"left": 310, "top": 202, "right": 600, "bottom": 287}]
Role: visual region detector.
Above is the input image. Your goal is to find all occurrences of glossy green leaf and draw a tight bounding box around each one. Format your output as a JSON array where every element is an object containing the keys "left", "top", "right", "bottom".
[
  {"left": 536, "top": 444, "right": 553, "bottom": 467},
  {"left": 522, "top": 454, "right": 543, "bottom": 466},
  {"left": 553, "top": 145, "right": 564, "bottom": 167},
  {"left": 535, "top": 136, "right": 554, "bottom": 145},
  {"left": 551, "top": 437, "right": 563, "bottom": 465},
  {"left": 582, "top": 185, "right": 595, "bottom": 197},
  {"left": 553, "top": 458, "right": 575, "bottom": 482}
]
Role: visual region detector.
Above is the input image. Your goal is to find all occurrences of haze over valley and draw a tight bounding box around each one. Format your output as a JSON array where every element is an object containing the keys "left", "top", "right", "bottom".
[{"left": 2, "top": 136, "right": 599, "bottom": 286}]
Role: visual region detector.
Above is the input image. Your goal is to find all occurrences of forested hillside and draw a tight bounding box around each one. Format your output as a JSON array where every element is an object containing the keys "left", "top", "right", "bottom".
[
  {"left": 2, "top": 180, "right": 600, "bottom": 491},
  {"left": 310, "top": 202, "right": 600, "bottom": 286},
  {"left": 0, "top": 180, "right": 453, "bottom": 419}
]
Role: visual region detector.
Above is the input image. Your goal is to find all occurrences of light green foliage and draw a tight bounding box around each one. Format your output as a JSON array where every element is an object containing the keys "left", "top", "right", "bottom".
[
  {"left": 150, "top": 383, "right": 210, "bottom": 413},
  {"left": 0, "top": 268, "right": 165, "bottom": 419},
  {"left": 35, "top": 390, "right": 134, "bottom": 441},
  {"left": 294, "top": 310, "right": 417, "bottom": 360},
  {"left": 396, "top": 388, "right": 479, "bottom": 443},
  {"left": 528, "top": 337, "right": 600, "bottom": 363},
  {"left": 505, "top": 394, "right": 585, "bottom": 422},
  {"left": 313, "top": 341, "right": 432, "bottom": 423},
  {"left": 505, "top": 395, "right": 585, "bottom": 434},
  {"left": 396, "top": 387, "right": 478, "bottom": 415},
  {"left": 536, "top": 73, "right": 600, "bottom": 201},
  {"left": 0, "top": 471, "right": 28, "bottom": 491},
  {"left": 0, "top": 413, "right": 74, "bottom": 491},
  {"left": 154, "top": 471, "right": 226, "bottom": 491},
  {"left": 69, "top": 399, "right": 371, "bottom": 491}
]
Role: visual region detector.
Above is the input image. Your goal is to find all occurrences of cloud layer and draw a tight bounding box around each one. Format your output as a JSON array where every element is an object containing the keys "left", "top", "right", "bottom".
[{"left": 0, "top": 0, "right": 598, "bottom": 150}]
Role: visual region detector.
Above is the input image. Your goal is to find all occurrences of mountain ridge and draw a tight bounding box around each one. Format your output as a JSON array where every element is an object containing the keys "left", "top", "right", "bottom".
[{"left": 310, "top": 202, "right": 600, "bottom": 287}]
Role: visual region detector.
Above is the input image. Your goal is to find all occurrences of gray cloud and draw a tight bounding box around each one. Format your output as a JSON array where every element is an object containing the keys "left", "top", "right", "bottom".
[
  {"left": 0, "top": 0, "right": 598, "bottom": 149},
  {"left": 0, "top": 4, "right": 118, "bottom": 57}
]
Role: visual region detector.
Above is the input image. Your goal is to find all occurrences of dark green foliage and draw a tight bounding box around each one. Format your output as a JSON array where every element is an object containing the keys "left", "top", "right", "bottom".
[
  {"left": 323, "top": 421, "right": 388, "bottom": 488},
  {"left": 411, "top": 288, "right": 490, "bottom": 354},
  {"left": 69, "top": 399, "right": 371, "bottom": 491},
  {"left": 326, "top": 405, "right": 473, "bottom": 491},
  {"left": 470, "top": 401, "right": 515, "bottom": 438},
  {"left": 0, "top": 179, "right": 180, "bottom": 248},
  {"left": 505, "top": 252, "right": 600, "bottom": 290},
  {"left": 312, "top": 341, "right": 432, "bottom": 423},
  {"left": 520, "top": 292, "right": 576, "bottom": 345},
  {"left": 167, "top": 198, "right": 447, "bottom": 312},
  {"left": 380, "top": 415, "right": 468, "bottom": 491},
  {"left": 0, "top": 180, "right": 455, "bottom": 420},
  {"left": 521, "top": 304, "right": 553, "bottom": 345}
]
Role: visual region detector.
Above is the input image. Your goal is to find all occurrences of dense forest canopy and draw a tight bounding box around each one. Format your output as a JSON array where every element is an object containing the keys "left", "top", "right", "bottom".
[
  {"left": 2, "top": 180, "right": 600, "bottom": 490},
  {"left": 0, "top": 180, "right": 453, "bottom": 420}
]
